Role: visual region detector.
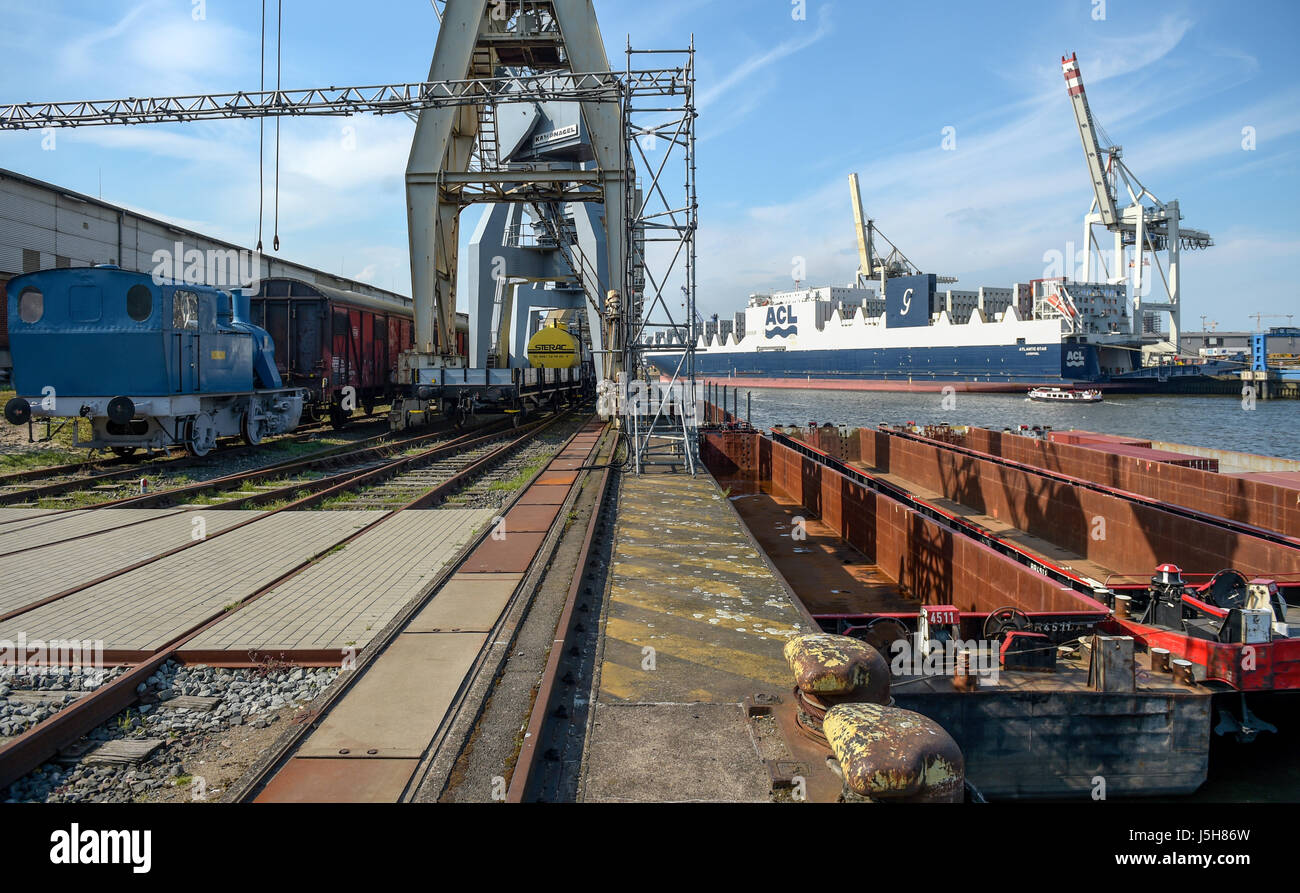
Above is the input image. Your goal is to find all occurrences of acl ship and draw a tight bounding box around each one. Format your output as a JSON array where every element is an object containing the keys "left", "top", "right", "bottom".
[
  {"left": 648, "top": 172, "right": 1224, "bottom": 394},
  {"left": 652, "top": 274, "right": 1152, "bottom": 393}
]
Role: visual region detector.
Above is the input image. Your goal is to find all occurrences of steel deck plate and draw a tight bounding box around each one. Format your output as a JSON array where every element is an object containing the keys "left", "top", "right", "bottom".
[
  {"left": 255, "top": 756, "right": 422, "bottom": 803},
  {"left": 534, "top": 470, "right": 579, "bottom": 486},
  {"left": 405, "top": 573, "right": 524, "bottom": 632},
  {"left": 513, "top": 487, "right": 570, "bottom": 505},
  {"left": 501, "top": 503, "right": 561, "bottom": 532},
  {"left": 294, "top": 631, "right": 489, "bottom": 758},
  {"left": 458, "top": 531, "right": 547, "bottom": 573}
]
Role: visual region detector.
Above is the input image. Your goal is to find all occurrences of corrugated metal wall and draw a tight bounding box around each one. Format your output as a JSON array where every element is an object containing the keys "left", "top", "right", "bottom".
[{"left": 1, "top": 170, "right": 407, "bottom": 295}]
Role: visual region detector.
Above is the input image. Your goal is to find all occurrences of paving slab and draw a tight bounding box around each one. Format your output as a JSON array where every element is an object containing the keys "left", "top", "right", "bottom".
[
  {"left": 405, "top": 573, "right": 524, "bottom": 632},
  {"left": 0, "top": 508, "right": 61, "bottom": 532},
  {"left": 186, "top": 509, "right": 493, "bottom": 653},
  {"left": 581, "top": 703, "right": 771, "bottom": 802},
  {"left": 294, "top": 631, "right": 488, "bottom": 758},
  {"left": 0, "top": 511, "right": 376, "bottom": 651},
  {"left": 0, "top": 509, "right": 264, "bottom": 616},
  {"left": 0, "top": 508, "right": 185, "bottom": 555}
]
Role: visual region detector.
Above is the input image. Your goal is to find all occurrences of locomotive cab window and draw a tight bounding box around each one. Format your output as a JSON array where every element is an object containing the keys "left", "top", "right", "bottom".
[
  {"left": 172, "top": 289, "right": 199, "bottom": 329},
  {"left": 18, "top": 287, "right": 43, "bottom": 323},
  {"left": 127, "top": 284, "right": 153, "bottom": 322}
]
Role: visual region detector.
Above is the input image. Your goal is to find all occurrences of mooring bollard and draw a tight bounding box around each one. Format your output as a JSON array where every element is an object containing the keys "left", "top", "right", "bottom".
[
  {"left": 1171, "top": 658, "right": 1196, "bottom": 686},
  {"left": 1150, "top": 647, "right": 1172, "bottom": 673}
]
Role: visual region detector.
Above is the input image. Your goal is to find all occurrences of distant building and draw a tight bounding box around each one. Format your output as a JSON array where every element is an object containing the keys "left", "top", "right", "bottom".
[{"left": 1179, "top": 328, "right": 1300, "bottom": 358}]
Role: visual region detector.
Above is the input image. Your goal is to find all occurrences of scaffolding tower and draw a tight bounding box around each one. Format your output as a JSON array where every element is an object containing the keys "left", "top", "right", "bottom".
[{"left": 621, "top": 38, "right": 698, "bottom": 473}]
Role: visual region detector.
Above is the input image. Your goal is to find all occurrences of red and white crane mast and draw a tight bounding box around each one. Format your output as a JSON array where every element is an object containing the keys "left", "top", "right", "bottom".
[{"left": 1060, "top": 52, "right": 1212, "bottom": 348}]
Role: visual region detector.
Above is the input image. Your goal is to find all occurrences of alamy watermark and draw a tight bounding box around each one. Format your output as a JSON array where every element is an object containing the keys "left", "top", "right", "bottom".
[
  {"left": 151, "top": 243, "right": 263, "bottom": 293},
  {"left": 889, "top": 634, "right": 1000, "bottom": 685},
  {"left": 0, "top": 635, "right": 104, "bottom": 678}
]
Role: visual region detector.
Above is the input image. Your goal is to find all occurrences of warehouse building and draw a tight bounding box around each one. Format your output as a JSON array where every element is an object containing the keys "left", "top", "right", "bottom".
[{"left": 0, "top": 167, "right": 410, "bottom": 379}]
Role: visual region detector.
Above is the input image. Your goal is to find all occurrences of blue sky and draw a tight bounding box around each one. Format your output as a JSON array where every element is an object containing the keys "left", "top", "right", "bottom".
[{"left": 1, "top": 0, "right": 1297, "bottom": 330}]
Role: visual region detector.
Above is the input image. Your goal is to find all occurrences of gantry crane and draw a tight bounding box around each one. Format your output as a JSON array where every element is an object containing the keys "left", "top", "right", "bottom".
[
  {"left": 1, "top": 0, "right": 698, "bottom": 465},
  {"left": 1061, "top": 53, "right": 1212, "bottom": 347},
  {"left": 1, "top": 3, "right": 697, "bottom": 417}
]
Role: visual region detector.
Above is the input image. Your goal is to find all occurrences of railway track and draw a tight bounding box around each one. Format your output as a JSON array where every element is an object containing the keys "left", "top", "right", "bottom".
[
  {"left": 0, "top": 408, "right": 587, "bottom": 791},
  {"left": 0, "top": 422, "right": 495, "bottom": 558},
  {"left": 0, "top": 416, "right": 391, "bottom": 509},
  {"left": 227, "top": 412, "right": 607, "bottom": 802}
]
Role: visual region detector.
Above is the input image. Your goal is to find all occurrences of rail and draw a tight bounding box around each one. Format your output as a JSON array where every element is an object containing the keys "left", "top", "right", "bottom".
[{"left": 0, "top": 410, "right": 575, "bottom": 789}]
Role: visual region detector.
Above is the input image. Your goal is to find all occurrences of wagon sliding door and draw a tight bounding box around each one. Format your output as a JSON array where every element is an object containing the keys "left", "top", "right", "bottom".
[{"left": 331, "top": 306, "right": 366, "bottom": 398}]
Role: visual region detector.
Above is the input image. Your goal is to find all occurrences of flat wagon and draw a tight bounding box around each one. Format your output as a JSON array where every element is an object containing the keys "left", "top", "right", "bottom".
[{"left": 248, "top": 277, "right": 467, "bottom": 427}]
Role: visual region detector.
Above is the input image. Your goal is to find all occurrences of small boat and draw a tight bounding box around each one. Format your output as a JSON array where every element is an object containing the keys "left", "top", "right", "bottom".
[{"left": 1027, "top": 387, "right": 1102, "bottom": 403}]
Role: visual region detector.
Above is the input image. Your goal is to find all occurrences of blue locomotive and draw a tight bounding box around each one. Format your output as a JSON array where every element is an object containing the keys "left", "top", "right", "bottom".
[{"left": 3, "top": 266, "right": 303, "bottom": 456}]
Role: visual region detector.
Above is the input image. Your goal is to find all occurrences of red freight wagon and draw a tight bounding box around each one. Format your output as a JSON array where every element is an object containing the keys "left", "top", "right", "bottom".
[{"left": 249, "top": 277, "right": 466, "bottom": 428}]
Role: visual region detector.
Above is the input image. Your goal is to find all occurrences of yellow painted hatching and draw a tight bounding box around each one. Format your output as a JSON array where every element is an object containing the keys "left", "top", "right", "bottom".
[{"left": 595, "top": 472, "right": 807, "bottom": 704}]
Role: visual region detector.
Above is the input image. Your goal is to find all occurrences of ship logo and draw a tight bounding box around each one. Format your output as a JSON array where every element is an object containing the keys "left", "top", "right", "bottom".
[
  {"left": 900, "top": 288, "right": 914, "bottom": 315},
  {"left": 764, "top": 304, "right": 798, "bottom": 338},
  {"left": 1065, "top": 349, "right": 1086, "bottom": 368}
]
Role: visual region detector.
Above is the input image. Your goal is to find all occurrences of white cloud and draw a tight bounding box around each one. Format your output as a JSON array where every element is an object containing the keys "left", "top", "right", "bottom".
[
  {"left": 690, "top": 12, "right": 1298, "bottom": 317},
  {"left": 54, "top": 1, "right": 248, "bottom": 94},
  {"left": 697, "top": 4, "right": 832, "bottom": 109},
  {"left": 281, "top": 116, "right": 414, "bottom": 189}
]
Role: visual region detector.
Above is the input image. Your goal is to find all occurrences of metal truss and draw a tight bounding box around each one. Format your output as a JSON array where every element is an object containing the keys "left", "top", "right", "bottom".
[{"left": 0, "top": 69, "right": 688, "bottom": 130}]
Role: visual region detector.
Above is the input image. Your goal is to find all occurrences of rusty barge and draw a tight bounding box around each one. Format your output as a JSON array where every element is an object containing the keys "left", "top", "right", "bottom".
[{"left": 698, "top": 406, "right": 1299, "bottom": 799}]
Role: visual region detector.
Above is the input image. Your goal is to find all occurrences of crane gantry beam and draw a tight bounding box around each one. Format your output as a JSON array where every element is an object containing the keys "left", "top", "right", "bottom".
[{"left": 0, "top": 69, "right": 687, "bottom": 131}]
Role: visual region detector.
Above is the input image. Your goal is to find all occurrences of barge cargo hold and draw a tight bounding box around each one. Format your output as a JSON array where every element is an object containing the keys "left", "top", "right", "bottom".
[
  {"left": 701, "top": 429, "right": 1216, "bottom": 798},
  {"left": 746, "top": 420, "right": 1297, "bottom": 720}
]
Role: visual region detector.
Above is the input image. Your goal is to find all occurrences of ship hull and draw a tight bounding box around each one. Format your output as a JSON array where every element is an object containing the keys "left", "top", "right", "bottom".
[
  {"left": 687, "top": 376, "right": 1068, "bottom": 393},
  {"left": 654, "top": 342, "right": 1107, "bottom": 393}
]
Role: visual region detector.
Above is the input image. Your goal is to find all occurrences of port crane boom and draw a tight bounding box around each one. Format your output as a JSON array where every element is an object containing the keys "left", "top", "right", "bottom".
[
  {"left": 1060, "top": 53, "right": 1213, "bottom": 348},
  {"left": 1061, "top": 55, "right": 1119, "bottom": 228},
  {"left": 847, "top": 172, "right": 955, "bottom": 287}
]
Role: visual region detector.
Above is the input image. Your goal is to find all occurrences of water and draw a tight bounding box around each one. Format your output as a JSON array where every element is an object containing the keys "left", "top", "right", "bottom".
[{"left": 728, "top": 387, "right": 1299, "bottom": 461}]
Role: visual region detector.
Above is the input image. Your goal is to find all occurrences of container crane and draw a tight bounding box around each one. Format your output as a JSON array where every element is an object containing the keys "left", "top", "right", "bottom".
[{"left": 1061, "top": 53, "right": 1212, "bottom": 348}]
